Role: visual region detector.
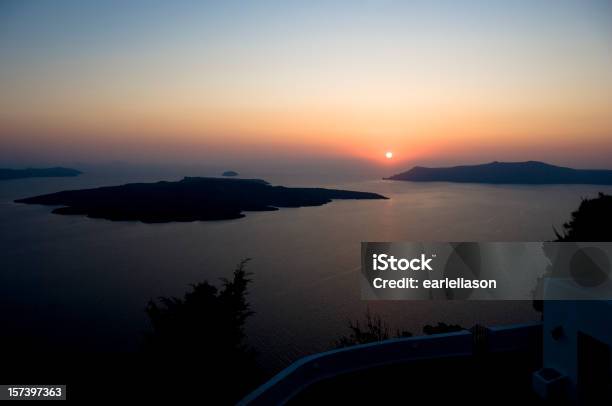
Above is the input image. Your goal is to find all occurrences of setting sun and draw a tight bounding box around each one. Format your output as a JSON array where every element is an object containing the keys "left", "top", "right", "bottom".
[{"left": 385, "top": 152, "right": 393, "bottom": 159}]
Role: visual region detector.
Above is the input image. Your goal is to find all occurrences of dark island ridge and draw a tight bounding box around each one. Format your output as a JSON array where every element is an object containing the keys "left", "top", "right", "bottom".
[
  {"left": 0, "top": 167, "right": 82, "bottom": 181},
  {"left": 15, "top": 177, "right": 387, "bottom": 223},
  {"left": 386, "top": 161, "right": 612, "bottom": 185}
]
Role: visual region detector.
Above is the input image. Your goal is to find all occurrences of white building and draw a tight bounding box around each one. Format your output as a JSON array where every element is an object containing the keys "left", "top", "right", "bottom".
[{"left": 534, "top": 279, "right": 612, "bottom": 402}]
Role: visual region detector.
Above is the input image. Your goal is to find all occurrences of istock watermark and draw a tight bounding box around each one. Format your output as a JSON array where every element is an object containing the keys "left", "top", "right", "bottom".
[
  {"left": 362, "top": 242, "right": 612, "bottom": 301},
  {"left": 372, "top": 253, "right": 435, "bottom": 271}
]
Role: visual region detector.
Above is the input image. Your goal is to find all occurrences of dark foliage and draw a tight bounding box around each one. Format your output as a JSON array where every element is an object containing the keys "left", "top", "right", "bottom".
[
  {"left": 534, "top": 193, "right": 612, "bottom": 312},
  {"left": 554, "top": 193, "right": 612, "bottom": 242},
  {"left": 422, "top": 322, "right": 465, "bottom": 335},
  {"left": 335, "top": 311, "right": 467, "bottom": 348},
  {"left": 144, "top": 259, "right": 260, "bottom": 402},
  {"left": 334, "top": 310, "right": 412, "bottom": 348}
]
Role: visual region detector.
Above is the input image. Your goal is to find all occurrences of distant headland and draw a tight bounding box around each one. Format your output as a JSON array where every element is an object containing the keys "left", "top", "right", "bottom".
[
  {"left": 0, "top": 167, "right": 82, "bottom": 181},
  {"left": 385, "top": 161, "right": 612, "bottom": 185},
  {"left": 15, "top": 177, "right": 387, "bottom": 223},
  {"left": 222, "top": 170, "right": 239, "bottom": 177}
]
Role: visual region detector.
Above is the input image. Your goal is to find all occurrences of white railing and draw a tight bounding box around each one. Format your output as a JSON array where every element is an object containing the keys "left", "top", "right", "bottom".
[{"left": 240, "top": 322, "right": 542, "bottom": 405}]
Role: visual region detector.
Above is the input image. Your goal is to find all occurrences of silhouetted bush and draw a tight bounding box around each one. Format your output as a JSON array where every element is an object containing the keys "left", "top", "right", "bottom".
[
  {"left": 336, "top": 311, "right": 469, "bottom": 348},
  {"left": 554, "top": 193, "right": 612, "bottom": 242},
  {"left": 534, "top": 193, "right": 612, "bottom": 312},
  {"left": 144, "top": 259, "right": 260, "bottom": 402},
  {"left": 422, "top": 322, "right": 464, "bottom": 335},
  {"left": 335, "top": 310, "right": 412, "bottom": 348}
]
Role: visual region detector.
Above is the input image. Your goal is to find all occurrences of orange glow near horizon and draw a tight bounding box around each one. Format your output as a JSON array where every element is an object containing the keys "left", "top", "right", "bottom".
[{"left": 1, "top": 2, "right": 611, "bottom": 168}]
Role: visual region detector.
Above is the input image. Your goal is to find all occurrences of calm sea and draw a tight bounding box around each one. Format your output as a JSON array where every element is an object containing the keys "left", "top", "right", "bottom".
[{"left": 2, "top": 170, "right": 611, "bottom": 371}]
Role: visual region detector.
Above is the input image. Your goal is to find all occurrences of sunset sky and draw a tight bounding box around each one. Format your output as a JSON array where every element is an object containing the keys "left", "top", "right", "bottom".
[{"left": 1, "top": 0, "right": 611, "bottom": 169}]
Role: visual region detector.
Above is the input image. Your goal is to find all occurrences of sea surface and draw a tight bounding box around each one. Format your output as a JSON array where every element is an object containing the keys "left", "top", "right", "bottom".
[{"left": 2, "top": 170, "right": 612, "bottom": 371}]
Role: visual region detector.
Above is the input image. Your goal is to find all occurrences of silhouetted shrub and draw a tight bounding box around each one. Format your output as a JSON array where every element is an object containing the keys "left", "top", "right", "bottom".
[
  {"left": 144, "top": 259, "right": 259, "bottom": 402},
  {"left": 534, "top": 193, "right": 612, "bottom": 312},
  {"left": 335, "top": 310, "right": 412, "bottom": 348},
  {"left": 335, "top": 312, "right": 467, "bottom": 348},
  {"left": 554, "top": 193, "right": 612, "bottom": 242},
  {"left": 422, "top": 322, "right": 464, "bottom": 335}
]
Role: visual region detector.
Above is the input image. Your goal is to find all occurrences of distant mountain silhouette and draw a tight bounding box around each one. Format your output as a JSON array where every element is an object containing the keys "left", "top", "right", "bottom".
[
  {"left": 15, "top": 177, "right": 387, "bottom": 223},
  {"left": 222, "top": 170, "right": 239, "bottom": 177},
  {"left": 0, "top": 167, "right": 81, "bottom": 181},
  {"left": 386, "top": 161, "right": 612, "bottom": 185}
]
